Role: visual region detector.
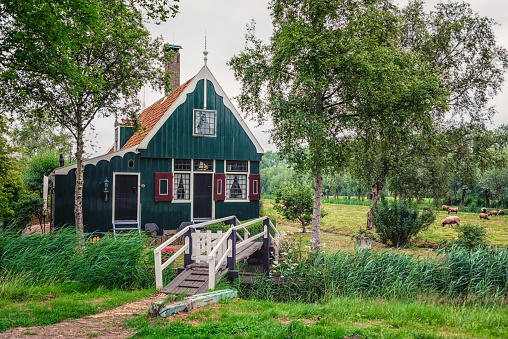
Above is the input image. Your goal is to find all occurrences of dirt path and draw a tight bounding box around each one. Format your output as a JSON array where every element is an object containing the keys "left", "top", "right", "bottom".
[{"left": 1, "top": 294, "right": 165, "bottom": 339}]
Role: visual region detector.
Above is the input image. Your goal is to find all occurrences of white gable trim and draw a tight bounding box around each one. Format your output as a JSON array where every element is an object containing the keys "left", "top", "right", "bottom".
[
  {"left": 137, "top": 66, "right": 264, "bottom": 153},
  {"left": 52, "top": 147, "right": 139, "bottom": 176}
]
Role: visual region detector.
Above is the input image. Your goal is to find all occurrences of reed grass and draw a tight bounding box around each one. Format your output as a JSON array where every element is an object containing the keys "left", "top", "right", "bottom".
[
  {"left": 244, "top": 245, "right": 508, "bottom": 305},
  {"left": 0, "top": 228, "right": 153, "bottom": 289}
]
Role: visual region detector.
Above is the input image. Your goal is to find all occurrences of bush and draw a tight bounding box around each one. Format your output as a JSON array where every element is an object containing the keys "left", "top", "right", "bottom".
[
  {"left": 7, "top": 193, "right": 44, "bottom": 231},
  {"left": 454, "top": 223, "right": 488, "bottom": 250},
  {"left": 372, "top": 198, "right": 435, "bottom": 247}
]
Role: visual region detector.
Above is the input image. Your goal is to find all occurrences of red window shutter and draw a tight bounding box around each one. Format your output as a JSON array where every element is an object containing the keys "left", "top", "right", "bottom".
[
  {"left": 154, "top": 172, "right": 173, "bottom": 202},
  {"left": 214, "top": 173, "right": 226, "bottom": 200},
  {"left": 249, "top": 174, "right": 261, "bottom": 200}
]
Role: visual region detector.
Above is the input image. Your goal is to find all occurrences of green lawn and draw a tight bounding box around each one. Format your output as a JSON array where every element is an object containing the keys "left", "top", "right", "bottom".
[
  {"left": 128, "top": 296, "right": 508, "bottom": 338},
  {"left": 262, "top": 198, "right": 508, "bottom": 252}
]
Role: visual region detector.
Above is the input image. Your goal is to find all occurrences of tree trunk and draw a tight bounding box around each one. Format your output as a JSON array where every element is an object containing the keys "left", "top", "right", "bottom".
[
  {"left": 310, "top": 168, "right": 322, "bottom": 253},
  {"left": 366, "top": 180, "right": 384, "bottom": 231},
  {"left": 460, "top": 188, "right": 466, "bottom": 207},
  {"left": 485, "top": 190, "right": 490, "bottom": 207},
  {"left": 74, "top": 130, "right": 85, "bottom": 235},
  {"left": 300, "top": 217, "right": 306, "bottom": 233},
  {"left": 501, "top": 196, "right": 504, "bottom": 209}
]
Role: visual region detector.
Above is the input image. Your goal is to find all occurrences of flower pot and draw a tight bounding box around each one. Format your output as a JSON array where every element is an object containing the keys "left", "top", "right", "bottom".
[{"left": 356, "top": 236, "right": 372, "bottom": 249}]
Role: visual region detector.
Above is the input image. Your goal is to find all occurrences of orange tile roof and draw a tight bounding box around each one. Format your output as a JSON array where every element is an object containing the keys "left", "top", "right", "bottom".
[
  {"left": 106, "top": 144, "right": 114, "bottom": 154},
  {"left": 121, "top": 79, "right": 193, "bottom": 149}
]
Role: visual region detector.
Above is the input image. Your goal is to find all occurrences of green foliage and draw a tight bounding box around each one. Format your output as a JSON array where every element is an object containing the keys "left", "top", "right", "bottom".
[
  {"left": 11, "top": 117, "right": 74, "bottom": 159},
  {"left": 246, "top": 246, "right": 508, "bottom": 304},
  {"left": 6, "top": 193, "right": 43, "bottom": 230},
  {"left": 454, "top": 223, "right": 488, "bottom": 250},
  {"left": 22, "top": 150, "right": 60, "bottom": 193},
  {"left": 275, "top": 181, "right": 314, "bottom": 233},
  {"left": 0, "top": 229, "right": 153, "bottom": 289},
  {"left": 372, "top": 198, "right": 436, "bottom": 247}
]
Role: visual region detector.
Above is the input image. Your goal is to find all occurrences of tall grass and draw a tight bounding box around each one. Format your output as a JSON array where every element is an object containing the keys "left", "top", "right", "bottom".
[
  {"left": 243, "top": 245, "right": 508, "bottom": 304},
  {"left": 0, "top": 228, "right": 153, "bottom": 289}
]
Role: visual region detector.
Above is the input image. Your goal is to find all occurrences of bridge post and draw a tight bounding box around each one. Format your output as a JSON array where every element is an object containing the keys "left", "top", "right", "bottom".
[
  {"left": 184, "top": 227, "right": 194, "bottom": 267},
  {"left": 228, "top": 217, "right": 239, "bottom": 279},
  {"left": 263, "top": 218, "right": 270, "bottom": 277}
]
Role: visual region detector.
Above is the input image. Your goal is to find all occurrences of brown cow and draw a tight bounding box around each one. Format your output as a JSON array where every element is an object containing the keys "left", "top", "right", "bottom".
[
  {"left": 441, "top": 216, "right": 460, "bottom": 227},
  {"left": 481, "top": 207, "right": 487, "bottom": 213},
  {"left": 479, "top": 213, "right": 490, "bottom": 220},
  {"left": 448, "top": 207, "right": 459, "bottom": 214},
  {"left": 499, "top": 210, "right": 505, "bottom": 216},
  {"left": 442, "top": 205, "right": 449, "bottom": 211},
  {"left": 488, "top": 210, "right": 498, "bottom": 216},
  {"left": 423, "top": 206, "right": 430, "bottom": 211}
]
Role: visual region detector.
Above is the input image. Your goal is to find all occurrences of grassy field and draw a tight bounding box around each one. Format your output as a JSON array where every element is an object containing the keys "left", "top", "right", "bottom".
[
  {"left": 262, "top": 198, "right": 508, "bottom": 251},
  {"left": 128, "top": 296, "right": 508, "bottom": 338}
]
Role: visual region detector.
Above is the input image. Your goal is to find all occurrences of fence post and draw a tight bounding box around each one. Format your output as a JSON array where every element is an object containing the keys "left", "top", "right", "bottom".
[
  {"left": 155, "top": 250, "right": 163, "bottom": 289},
  {"left": 184, "top": 227, "right": 193, "bottom": 267},
  {"left": 263, "top": 217, "right": 270, "bottom": 277},
  {"left": 228, "top": 217, "right": 239, "bottom": 279}
]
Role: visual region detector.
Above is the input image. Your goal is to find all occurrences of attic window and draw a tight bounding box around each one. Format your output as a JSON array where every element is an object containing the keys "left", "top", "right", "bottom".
[
  {"left": 128, "top": 160, "right": 134, "bottom": 168},
  {"left": 193, "top": 109, "right": 216, "bottom": 136}
]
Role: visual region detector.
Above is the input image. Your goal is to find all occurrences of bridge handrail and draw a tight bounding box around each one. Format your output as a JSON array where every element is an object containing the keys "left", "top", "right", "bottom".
[
  {"left": 154, "top": 216, "right": 239, "bottom": 289},
  {"left": 154, "top": 215, "right": 280, "bottom": 291}
]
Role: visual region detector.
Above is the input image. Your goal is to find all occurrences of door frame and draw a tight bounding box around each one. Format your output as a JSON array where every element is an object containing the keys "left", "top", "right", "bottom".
[
  {"left": 191, "top": 173, "right": 214, "bottom": 221},
  {"left": 111, "top": 172, "right": 140, "bottom": 223}
]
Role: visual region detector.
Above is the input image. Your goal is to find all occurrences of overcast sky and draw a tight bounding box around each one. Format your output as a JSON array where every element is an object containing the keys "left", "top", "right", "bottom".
[{"left": 89, "top": 0, "right": 508, "bottom": 157}]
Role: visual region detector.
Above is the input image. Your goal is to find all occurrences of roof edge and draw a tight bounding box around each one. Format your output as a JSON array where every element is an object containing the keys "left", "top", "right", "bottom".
[
  {"left": 51, "top": 147, "right": 139, "bottom": 176},
  {"left": 137, "top": 65, "right": 264, "bottom": 154}
]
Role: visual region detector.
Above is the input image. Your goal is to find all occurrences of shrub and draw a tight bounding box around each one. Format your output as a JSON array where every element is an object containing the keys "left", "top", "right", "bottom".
[
  {"left": 7, "top": 193, "right": 44, "bottom": 231},
  {"left": 372, "top": 198, "right": 435, "bottom": 247},
  {"left": 453, "top": 223, "right": 488, "bottom": 250}
]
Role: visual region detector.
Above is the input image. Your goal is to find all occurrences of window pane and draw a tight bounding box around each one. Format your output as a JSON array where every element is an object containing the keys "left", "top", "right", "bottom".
[
  {"left": 174, "top": 173, "right": 190, "bottom": 200},
  {"left": 217, "top": 179, "right": 222, "bottom": 195},
  {"left": 194, "top": 159, "right": 213, "bottom": 171},
  {"left": 226, "top": 161, "right": 248, "bottom": 172},
  {"left": 159, "top": 179, "right": 168, "bottom": 195},
  {"left": 194, "top": 109, "right": 216, "bottom": 136},
  {"left": 227, "top": 174, "right": 247, "bottom": 199},
  {"left": 174, "top": 159, "right": 191, "bottom": 171}
]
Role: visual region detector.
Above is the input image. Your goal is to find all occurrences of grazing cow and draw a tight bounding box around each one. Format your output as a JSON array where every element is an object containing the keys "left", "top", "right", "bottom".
[
  {"left": 479, "top": 213, "right": 490, "bottom": 220},
  {"left": 442, "top": 205, "right": 449, "bottom": 211},
  {"left": 448, "top": 207, "right": 459, "bottom": 214},
  {"left": 423, "top": 206, "right": 430, "bottom": 211},
  {"left": 499, "top": 210, "right": 505, "bottom": 216},
  {"left": 481, "top": 207, "right": 487, "bottom": 213},
  {"left": 442, "top": 216, "right": 460, "bottom": 227},
  {"left": 488, "top": 210, "right": 498, "bottom": 216}
]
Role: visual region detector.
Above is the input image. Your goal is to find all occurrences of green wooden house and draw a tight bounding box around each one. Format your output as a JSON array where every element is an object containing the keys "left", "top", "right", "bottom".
[{"left": 50, "top": 46, "right": 264, "bottom": 233}]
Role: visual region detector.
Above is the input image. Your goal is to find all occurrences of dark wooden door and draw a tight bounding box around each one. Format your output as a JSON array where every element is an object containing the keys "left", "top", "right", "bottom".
[
  {"left": 193, "top": 174, "right": 212, "bottom": 219},
  {"left": 114, "top": 174, "right": 138, "bottom": 221}
]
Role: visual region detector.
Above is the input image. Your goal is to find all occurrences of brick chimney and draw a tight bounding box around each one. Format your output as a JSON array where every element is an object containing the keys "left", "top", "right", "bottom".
[{"left": 164, "top": 44, "right": 182, "bottom": 95}]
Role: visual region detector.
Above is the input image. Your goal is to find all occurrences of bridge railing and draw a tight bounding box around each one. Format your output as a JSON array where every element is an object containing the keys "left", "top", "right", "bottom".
[
  {"left": 153, "top": 216, "right": 239, "bottom": 289},
  {"left": 207, "top": 216, "right": 280, "bottom": 290},
  {"left": 154, "top": 215, "right": 280, "bottom": 290}
]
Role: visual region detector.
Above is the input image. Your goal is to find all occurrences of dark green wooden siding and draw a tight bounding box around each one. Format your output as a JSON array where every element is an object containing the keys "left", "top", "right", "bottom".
[{"left": 140, "top": 80, "right": 262, "bottom": 161}]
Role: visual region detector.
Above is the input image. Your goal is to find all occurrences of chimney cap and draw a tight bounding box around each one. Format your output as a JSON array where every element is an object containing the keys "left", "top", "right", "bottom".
[{"left": 165, "top": 44, "right": 183, "bottom": 51}]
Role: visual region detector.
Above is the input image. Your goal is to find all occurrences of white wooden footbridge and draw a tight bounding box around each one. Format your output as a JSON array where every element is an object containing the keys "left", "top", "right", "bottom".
[{"left": 153, "top": 216, "right": 279, "bottom": 295}]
